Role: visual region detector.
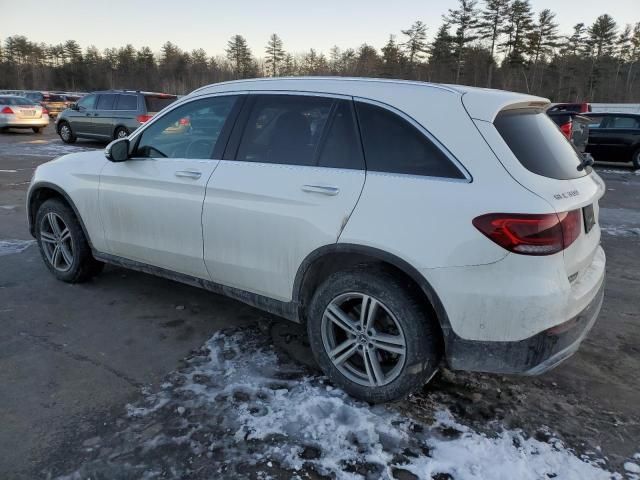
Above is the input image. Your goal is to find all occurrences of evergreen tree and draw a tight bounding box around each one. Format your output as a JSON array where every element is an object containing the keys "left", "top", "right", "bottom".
[
  {"left": 380, "top": 35, "right": 404, "bottom": 78},
  {"left": 429, "top": 23, "right": 457, "bottom": 82},
  {"left": 226, "top": 34, "right": 253, "bottom": 79},
  {"left": 444, "top": 0, "right": 479, "bottom": 83},
  {"left": 586, "top": 14, "right": 618, "bottom": 58},
  {"left": 401, "top": 21, "right": 429, "bottom": 67},
  {"left": 528, "top": 9, "right": 559, "bottom": 88},
  {"left": 500, "top": 0, "right": 534, "bottom": 66},
  {"left": 265, "top": 33, "right": 285, "bottom": 77},
  {"left": 477, "top": 0, "right": 510, "bottom": 86}
]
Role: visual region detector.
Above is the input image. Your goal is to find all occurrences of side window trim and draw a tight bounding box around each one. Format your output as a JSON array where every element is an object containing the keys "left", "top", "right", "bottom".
[
  {"left": 129, "top": 93, "right": 246, "bottom": 160},
  {"left": 353, "top": 97, "right": 472, "bottom": 182}
]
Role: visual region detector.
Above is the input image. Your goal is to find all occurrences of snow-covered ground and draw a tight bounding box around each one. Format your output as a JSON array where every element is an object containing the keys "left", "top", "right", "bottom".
[
  {"left": 56, "top": 326, "right": 623, "bottom": 480},
  {"left": 599, "top": 208, "right": 640, "bottom": 238},
  {"left": 0, "top": 239, "right": 35, "bottom": 256},
  {"left": 0, "top": 138, "right": 94, "bottom": 158}
]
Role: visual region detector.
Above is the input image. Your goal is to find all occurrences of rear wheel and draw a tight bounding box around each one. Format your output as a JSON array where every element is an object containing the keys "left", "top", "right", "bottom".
[
  {"left": 32, "top": 127, "right": 42, "bottom": 134},
  {"left": 114, "top": 126, "right": 129, "bottom": 139},
  {"left": 35, "top": 199, "right": 103, "bottom": 283},
  {"left": 58, "top": 121, "right": 76, "bottom": 144},
  {"left": 307, "top": 266, "right": 441, "bottom": 403},
  {"left": 632, "top": 149, "right": 640, "bottom": 170}
]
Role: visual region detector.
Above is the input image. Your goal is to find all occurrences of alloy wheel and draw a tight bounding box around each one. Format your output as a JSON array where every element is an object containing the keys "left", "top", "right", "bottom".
[
  {"left": 321, "top": 292, "right": 407, "bottom": 387},
  {"left": 60, "top": 124, "right": 71, "bottom": 141},
  {"left": 40, "top": 212, "right": 74, "bottom": 272}
]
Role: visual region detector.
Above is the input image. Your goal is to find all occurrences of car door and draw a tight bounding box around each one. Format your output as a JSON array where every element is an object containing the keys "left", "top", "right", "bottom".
[
  {"left": 69, "top": 93, "right": 97, "bottom": 137},
  {"left": 93, "top": 93, "right": 118, "bottom": 139},
  {"left": 99, "top": 94, "right": 243, "bottom": 279},
  {"left": 604, "top": 115, "right": 640, "bottom": 162},
  {"left": 202, "top": 93, "right": 366, "bottom": 301}
]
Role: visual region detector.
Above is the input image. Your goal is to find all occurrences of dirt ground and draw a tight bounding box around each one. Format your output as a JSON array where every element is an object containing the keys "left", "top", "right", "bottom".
[{"left": 0, "top": 127, "right": 638, "bottom": 479}]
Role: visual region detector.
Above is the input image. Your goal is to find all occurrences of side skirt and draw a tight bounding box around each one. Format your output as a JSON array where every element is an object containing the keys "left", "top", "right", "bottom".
[{"left": 92, "top": 251, "right": 300, "bottom": 323}]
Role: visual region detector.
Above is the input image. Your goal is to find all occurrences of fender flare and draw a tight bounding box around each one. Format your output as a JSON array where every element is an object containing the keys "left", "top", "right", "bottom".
[
  {"left": 292, "top": 243, "right": 453, "bottom": 336},
  {"left": 27, "top": 181, "right": 95, "bottom": 250}
]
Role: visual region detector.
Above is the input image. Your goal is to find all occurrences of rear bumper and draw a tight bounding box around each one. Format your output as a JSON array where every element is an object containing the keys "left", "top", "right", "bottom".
[
  {"left": 445, "top": 279, "right": 605, "bottom": 374},
  {"left": 0, "top": 116, "right": 49, "bottom": 128}
]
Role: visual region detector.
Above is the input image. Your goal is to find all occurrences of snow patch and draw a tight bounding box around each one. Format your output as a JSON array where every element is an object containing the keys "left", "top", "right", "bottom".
[
  {"left": 0, "top": 239, "right": 35, "bottom": 256},
  {"left": 55, "top": 327, "right": 619, "bottom": 479},
  {"left": 625, "top": 462, "right": 640, "bottom": 474}
]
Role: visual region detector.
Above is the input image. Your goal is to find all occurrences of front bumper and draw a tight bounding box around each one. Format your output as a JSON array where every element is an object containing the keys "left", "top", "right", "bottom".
[{"left": 445, "top": 279, "right": 605, "bottom": 374}]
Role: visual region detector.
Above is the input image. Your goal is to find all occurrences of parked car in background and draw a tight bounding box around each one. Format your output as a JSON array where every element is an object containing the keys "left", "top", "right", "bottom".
[
  {"left": 584, "top": 113, "right": 640, "bottom": 170},
  {"left": 55, "top": 90, "right": 177, "bottom": 143},
  {"left": 28, "top": 78, "right": 606, "bottom": 403},
  {"left": 546, "top": 109, "right": 590, "bottom": 153},
  {"left": 547, "top": 102, "right": 592, "bottom": 114},
  {"left": 0, "top": 95, "right": 49, "bottom": 133}
]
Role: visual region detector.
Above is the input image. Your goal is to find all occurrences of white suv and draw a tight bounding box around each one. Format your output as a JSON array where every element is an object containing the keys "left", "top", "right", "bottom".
[{"left": 27, "top": 78, "right": 606, "bottom": 402}]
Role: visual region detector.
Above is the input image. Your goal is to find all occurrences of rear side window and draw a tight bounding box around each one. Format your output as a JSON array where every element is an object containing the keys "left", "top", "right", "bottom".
[
  {"left": 116, "top": 94, "right": 138, "bottom": 111},
  {"left": 236, "top": 95, "right": 333, "bottom": 166},
  {"left": 145, "top": 95, "right": 177, "bottom": 113},
  {"left": 609, "top": 116, "right": 640, "bottom": 129},
  {"left": 495, "top": 110, "right": 587, "bottom": 180},
  {"left": 96, "top": 94, "right": 116, "bottom": 110},
  {"left": 355, "top": 102, "right": 464, "bottom": 178}
]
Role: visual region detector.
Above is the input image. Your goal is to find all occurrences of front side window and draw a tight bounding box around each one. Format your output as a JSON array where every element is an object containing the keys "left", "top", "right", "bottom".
[
  {"left": 96, "top": 94, "right": 116, "bottom": 110},
  {"left": 77, "top": 94, "right": 96, "bottom": 111},
  {"left": 236, "top": 95, "right": 334, "bottom": 166},
  {"left": 355, "top": 102, "right": 465, "bottom": 179},
  {"left": 135, "top": 96, "right": 237, "bottom": 159},
  {"left": 116, "top": 94, "right": 138, "bottom": 111}
]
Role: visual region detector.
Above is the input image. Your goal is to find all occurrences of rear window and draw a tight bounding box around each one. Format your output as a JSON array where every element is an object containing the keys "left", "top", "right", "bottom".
[
  {"left": 495, "top": 110, "right": 587, "bottom": 180},
  {"left": 144, "top": 95, "right": 176, "bottom": 113},
  {"left": 0, "top": 96, "right": 35, "bottom": 106},
  {"left": 48, "top": 94, "right": 66, "bottom": 102}
]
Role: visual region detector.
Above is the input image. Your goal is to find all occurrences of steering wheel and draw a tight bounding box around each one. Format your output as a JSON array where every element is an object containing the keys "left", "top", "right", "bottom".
[{"left": 185, "top": 139, "right": 213, "bottom": 158}]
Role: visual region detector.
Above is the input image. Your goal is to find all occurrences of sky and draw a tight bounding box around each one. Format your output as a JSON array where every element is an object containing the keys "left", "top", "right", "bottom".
[{"left": 2, "top": 0, "right": 639, "bottom": 57}]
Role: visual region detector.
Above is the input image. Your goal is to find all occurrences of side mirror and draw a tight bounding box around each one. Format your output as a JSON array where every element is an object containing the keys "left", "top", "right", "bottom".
[
  {"left": 70, "top": 103, "right": 79, "bottom": 111},
  {"left": 105, "top": 138, "right": 130, "bottom": 162}
]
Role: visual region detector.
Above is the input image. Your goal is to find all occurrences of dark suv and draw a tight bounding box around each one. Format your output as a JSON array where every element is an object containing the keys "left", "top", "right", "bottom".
[
  {"left": 55, "top": 90, "right": 177, "bottom": 143},
  {"left": 584, "top": 113, "right": 640, "bottom": 170}
]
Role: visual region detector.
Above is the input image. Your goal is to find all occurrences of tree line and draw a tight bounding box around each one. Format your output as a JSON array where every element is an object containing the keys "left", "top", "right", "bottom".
[{"left": 1, "top": 0, "right": 639, "bottom": 102}]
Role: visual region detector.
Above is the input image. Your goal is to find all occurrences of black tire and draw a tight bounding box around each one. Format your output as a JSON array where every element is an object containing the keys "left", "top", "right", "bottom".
[
  {"left": 114, "top": 126, "right": 129, "bottom": 140},
  {"left": 306, "top": 265, "right": 441, "bottom": 403},
  {"left": 32, "top": 127, "right": 42, "bottom": 134},
  {"left": 632, "top": 149, "right": 640, "bottom": 171},
  {"left": 35, "top": 198, "right": 104, "bottom": 283},
  {"left": 58, "top": 121, "right": 76, "bottom": 144}
]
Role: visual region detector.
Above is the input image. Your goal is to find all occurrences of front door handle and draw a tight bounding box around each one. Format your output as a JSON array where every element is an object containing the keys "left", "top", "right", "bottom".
[
  {"left": 175, "top": 170, "right": 202, "bottom": 179},
  {"left": 301, "top": 184, "right": 340, "bottom": 196}
]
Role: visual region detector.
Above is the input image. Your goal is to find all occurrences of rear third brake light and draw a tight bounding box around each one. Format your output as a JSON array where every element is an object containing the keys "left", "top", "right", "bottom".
[
  {"left": 1, "top": 106, "right": 14, "bottom": 114},
  {"left": 559, "top": 120, "right": 572, "bottom": 140},
  {"left": 136, "top": 114, "right": 153, "bottom": 123},
  {"left": 473, "top": 210, "right": 581, "bottom": 256}
]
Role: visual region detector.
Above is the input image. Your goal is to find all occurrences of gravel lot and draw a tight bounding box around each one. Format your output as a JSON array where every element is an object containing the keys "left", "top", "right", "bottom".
[{"left": 1, "top": 127, "right": 639, "bottom": 479}]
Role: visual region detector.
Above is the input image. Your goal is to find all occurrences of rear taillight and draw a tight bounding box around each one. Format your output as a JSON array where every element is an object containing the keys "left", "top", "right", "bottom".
[
  {"left": 136, "top": 114, "right": 153, "bottom": 123},
  {"left": 559, "top": 120, "right": 572, "bottom": 139},
  {"left": 473, "top": 210, "right": 582, "bottom": 256},
  {"left": 1, "top": 106, "right": 14, "bottom": 114},
  {"left": 42, "top": 108, "right": 48, "bottom": 115}
]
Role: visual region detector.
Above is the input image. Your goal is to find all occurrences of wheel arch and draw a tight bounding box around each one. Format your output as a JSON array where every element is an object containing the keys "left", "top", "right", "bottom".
[
  {"left": 293, "top": 243, "right": 453, "bottom": 341},
  {"left": 28, "top": 182, "right": 94, "bottom": 250},
  {"left": 112, "top": 124, "right": 130, "bottom": 139}
]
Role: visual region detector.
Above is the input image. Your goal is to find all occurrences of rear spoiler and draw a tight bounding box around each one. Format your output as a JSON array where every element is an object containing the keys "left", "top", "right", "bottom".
[{"left": 462, "top": 90, "right": 550, "bottom": 122}]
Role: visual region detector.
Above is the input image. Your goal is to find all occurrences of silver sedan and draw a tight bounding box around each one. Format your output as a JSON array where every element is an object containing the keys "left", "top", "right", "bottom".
[{"left": 0, "top": 95, "right": 49, "bottom": 133}]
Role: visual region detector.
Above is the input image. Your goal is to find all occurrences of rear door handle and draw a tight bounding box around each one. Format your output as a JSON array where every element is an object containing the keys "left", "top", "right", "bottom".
[
  {"left": 301, "top": 184, "right": 340, "bottom": 196},
  {"left": 175, "top": 170, "right": 202, "bottom": 179}
]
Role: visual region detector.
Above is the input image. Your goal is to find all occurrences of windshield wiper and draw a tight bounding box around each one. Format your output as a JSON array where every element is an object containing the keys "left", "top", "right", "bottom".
[{"left": 577, "top": 153, "right": 595, "bottom": 171}]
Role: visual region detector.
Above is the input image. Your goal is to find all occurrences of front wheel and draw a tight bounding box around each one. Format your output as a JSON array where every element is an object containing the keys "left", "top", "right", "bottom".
[
  {"left": 58, "top": 121, "right": 76, "bottom": 144},
  {"left": 632, "top": 149, "right": 640, "bottom": 171},
  {"left": 35, "top": 199, "right": 104, "bottom": 283},
  {"left": 307, "top": 266, "right": 442, "bottom": 403}
]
